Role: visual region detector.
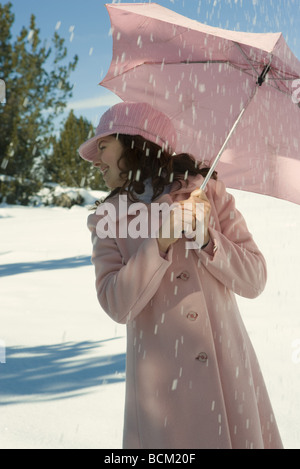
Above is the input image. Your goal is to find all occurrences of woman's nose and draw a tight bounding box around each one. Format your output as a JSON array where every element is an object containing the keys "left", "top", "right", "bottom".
[{"left": 93, "top": 158, "right": 101, "bottom": 168}]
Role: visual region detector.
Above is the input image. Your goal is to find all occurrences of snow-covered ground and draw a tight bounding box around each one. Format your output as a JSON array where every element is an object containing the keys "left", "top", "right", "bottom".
[{"left": 0, "top": 188, "right": 299, "bottom": 449}]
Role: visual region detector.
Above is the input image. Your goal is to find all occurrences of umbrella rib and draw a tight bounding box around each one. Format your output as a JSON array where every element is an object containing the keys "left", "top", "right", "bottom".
[
  {"left": 146, "top": 59, "right": 261, "bottom": 80},
  {"left": 268, "top": 68, "right": 288, "bottom": 94},
  {"left": 230, "top": 45, "right": 298, "bottom": 95},
  {"left": 146, "top": 56, "right": 275, "bottom": 82},
  {"left": 267, "top": 77, "right": 299, "bottom": 81},
  {"left": 265, "top": 69, "right": 299, "bottom": 96},
  {"left": 266, "top": 80, "right": 292, "bottom": 97},
  {"left": 233, "top": 42, "right": 260, "bottom": 77},
  {"left": 144, "top": 59, "right": 229, "bottom": 65},
  {"left": 233, "top": 44, "right": 286, "bottom": 92},
  {"left": 178, "top": 60, "right": 228, "bottom": 64}
]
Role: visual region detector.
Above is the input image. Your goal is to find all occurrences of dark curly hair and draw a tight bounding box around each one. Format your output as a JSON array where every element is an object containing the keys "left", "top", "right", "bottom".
[{"left": 95, "top": 134, "right": 217, "bottom": 205}]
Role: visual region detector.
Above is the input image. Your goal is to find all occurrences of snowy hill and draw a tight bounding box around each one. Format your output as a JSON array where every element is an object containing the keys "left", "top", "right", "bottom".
[{"left": 0, "top": 188, "right": 299, "bottom": 449}]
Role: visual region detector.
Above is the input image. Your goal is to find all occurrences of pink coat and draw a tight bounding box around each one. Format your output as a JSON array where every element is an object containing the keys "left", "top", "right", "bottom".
[{"left": 87, "top": 175, "right": 283, "bottom": 449}]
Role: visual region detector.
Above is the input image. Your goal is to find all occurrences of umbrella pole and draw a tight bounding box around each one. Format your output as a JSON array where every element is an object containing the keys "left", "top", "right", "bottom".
[
  {"left": 200, "top": 55, "right": 274, "bottom": 191},
  {"left": 200, "top": 106, "right": 246, "bottom": 191}
]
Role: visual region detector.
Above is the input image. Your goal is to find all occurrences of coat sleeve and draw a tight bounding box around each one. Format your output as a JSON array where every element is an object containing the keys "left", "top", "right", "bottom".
[
  {"left": 87, "top": 212, "right": 173, "bottom": 324},
  {"left": 196, "top": 180, "right": 267, "bottom": 299}
]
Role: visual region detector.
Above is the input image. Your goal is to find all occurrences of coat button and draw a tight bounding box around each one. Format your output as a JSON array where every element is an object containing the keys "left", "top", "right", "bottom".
[
  {"left": 196, "top": 352, "right": 208, "bottom": 362},
  {"left": 177, "top": 271, "right": 190, "bottom": 281},
  {"left": 187, "top": 311, "right": 198, "bottom": 321}
]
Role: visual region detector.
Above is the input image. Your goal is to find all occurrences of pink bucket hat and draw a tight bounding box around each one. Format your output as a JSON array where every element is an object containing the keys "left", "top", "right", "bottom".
[{"left": 78, "top": 101, "right": 177, "bottom": 162}]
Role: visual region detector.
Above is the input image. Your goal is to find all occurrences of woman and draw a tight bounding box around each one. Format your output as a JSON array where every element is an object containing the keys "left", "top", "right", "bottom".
[{"left": 79, "top": 102, "right": 283, "bottom": 449}]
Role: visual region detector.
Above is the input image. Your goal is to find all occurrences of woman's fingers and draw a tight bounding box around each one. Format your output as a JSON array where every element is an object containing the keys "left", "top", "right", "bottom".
[
  {"left": 190, "top": 188, "right": 210, "bottom": 204},
  {"left": 177, "top": 189, "right": 211, "bottom": 245}
]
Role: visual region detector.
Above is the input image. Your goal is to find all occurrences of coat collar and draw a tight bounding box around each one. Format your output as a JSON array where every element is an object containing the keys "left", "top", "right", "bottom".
[{"left": 102, "top": 174, "right": 206, "bottom": 218}]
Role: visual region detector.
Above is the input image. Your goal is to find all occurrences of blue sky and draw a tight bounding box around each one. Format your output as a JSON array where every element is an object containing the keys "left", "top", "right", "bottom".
[{"left": 9, "top": 0, "right": 300, "bottom": 127}]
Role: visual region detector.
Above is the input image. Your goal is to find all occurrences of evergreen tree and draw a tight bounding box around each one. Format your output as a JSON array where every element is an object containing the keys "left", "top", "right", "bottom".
[
  {"left": 0, "top": 2, "right": 78, "bottom": 204},
  {"left": 45, "top": 110, "right": 106, "bottom": 191}
]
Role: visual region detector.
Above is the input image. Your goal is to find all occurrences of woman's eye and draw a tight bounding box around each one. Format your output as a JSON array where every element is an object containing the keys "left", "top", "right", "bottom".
[{"left": 99, "top": 146, "right": 106, "bottom": 151}]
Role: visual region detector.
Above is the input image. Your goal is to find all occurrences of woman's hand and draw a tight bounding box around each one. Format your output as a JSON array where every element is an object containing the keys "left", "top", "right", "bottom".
[
  {"left": 157, "top": 204, "right": 182, "bottom": 253},
  {"left": 157, "top": 189, "right": 211, "bottom": 253},
  {"left": 180, "top": 189, "right": 211, "bottom": 246}
]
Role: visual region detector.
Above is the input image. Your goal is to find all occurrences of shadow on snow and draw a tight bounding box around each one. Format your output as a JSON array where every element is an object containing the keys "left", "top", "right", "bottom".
[
  {"left": 0, "top": 339, "right": 126, "bottom": 405},
  {"left": 0, "top": 255, "right": 92, "bottom": 277}
]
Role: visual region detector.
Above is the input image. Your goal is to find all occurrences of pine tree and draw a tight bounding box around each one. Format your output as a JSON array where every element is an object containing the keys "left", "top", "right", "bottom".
[
  {"left": 44, "top": 110, "right": 106, "bottom": 191},
  {"left": 0, "top": 2, "right": 78, "bottom": 204}
]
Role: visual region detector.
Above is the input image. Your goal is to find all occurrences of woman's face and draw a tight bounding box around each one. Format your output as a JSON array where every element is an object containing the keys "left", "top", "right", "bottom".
[{"left": 93, "top": 136, "right": 126, "bottom": 189}]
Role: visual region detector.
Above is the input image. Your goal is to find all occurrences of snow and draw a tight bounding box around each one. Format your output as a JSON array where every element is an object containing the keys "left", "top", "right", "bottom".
[
  {"left": 31, "top": 183, "right": 108, "bottom": 208},
  {"left": 0, "top": 188, "right": 299, "bottom": 449}
]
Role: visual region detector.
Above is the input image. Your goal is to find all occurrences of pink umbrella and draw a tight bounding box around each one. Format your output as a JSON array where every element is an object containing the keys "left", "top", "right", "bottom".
[{"left": 100, "top": 3, "right": 300, "bottom": 204}]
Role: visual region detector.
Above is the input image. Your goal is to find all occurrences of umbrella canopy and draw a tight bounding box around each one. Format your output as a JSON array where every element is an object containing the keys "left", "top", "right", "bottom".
[{"left": 100, "top": 3, "right": 300, "bottom": 204}]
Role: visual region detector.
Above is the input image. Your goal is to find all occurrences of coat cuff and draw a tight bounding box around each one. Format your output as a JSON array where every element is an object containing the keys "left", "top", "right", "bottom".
[{"left": 200, "top": 231, "right": 218, "bottom": 256}]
